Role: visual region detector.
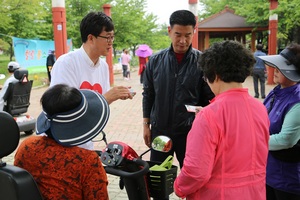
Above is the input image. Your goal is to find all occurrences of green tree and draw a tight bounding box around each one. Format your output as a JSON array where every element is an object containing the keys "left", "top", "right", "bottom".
[
  {"left": 110, "top": 0, "right": 160, "bottom": 56},
  {"left": 198, "top": 0, "right": 300, "bottom": 45},
  {"left": 273, "top": 0, "right": 300, "bottom": 46},
  {"left": 0, "top": 0, "right": 50, "bottom": 60},
  {"left": 63, "top": 0, "right": 169, "bottom": 53},
  {"left": 65, "top": 0, "right": 111, "bottom": 48},
  {"left": 0, "top": 0, "right": 172, "bottom": 62}
]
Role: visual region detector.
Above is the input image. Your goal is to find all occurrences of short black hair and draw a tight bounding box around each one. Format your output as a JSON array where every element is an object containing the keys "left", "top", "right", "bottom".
[
  {"left": 199, "top": 40, "right": 255, "bottom": 83},
  {"left": 41, "top": 84, "right": 82, "bottom": 116},
  {"left": 256, "top": 44, "right": 263, "bottom": 51},
  {"left": 80, "top": 11, "right": 114, "bottom": 43},
  {"left": 169, "top": 10, "right": 196, "bottom": 28}
]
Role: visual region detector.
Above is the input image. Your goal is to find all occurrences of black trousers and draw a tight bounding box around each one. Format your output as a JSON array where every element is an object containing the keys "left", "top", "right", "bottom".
[
  {"left": 140, "top": 70, "right": 145, "bottom": 84},
  {"left": 122, "top": 65, "right": 128, "bottom": 78},
  {"left": 266, "top": 184, "right": 300, "bottom": 200},
  {"left": 252, "top": 68, "right": 266, "bottom": 98}
]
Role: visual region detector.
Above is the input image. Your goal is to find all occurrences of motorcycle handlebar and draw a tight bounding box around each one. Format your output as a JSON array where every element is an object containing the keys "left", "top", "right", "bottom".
[{"left": 104, "top": 158, "right": 149, "bottom": 178}]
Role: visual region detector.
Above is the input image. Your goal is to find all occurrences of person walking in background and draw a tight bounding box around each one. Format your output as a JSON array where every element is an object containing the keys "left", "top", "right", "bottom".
[
  {"left": 136, "top": 44, "right": 152, "bottom": 84},
  {"left": 126, "top": 64, "right": 131, "bottom": 80},
  {"left": 46, "top": 50, "right": 55, "bottom": 83},
  {"left": 50, "top": 11, "right": 134, "bottom": 150},
  {"left": 259, "top": 43, "right": 300, "bottom": 200},
  {"left": 253, "top": 44, "right": 267, "bottom": 98},
  {"left": 121, "top": 49, "right": 131, "bottom": 80},
  {"left": 14, "top": 84, "right": 110, "bottom": 200},
  {"left": 138, "top": 56, "right": 148, "bottom": 84},
  {"left": 142, "top": 10, "right": 214, "bottom": 177},
  {"left": 0, "top": 61, "right": 20, "bottom": 111},
  {"left": 174, "top": 40, "right": 270, "bottom": 200}
]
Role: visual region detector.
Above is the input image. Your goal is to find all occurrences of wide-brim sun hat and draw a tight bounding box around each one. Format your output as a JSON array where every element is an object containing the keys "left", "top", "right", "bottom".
[
  {"left": 258, "top": 48, "right": 300, "bottom": 82},
  {"left": 36, "top": 89, "right": 110, "bottom": 147}
]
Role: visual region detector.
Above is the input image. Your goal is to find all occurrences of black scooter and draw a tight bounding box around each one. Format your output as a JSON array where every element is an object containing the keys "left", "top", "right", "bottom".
[{"left": 96, "top": 133, "right": 177, "bottom": 200}]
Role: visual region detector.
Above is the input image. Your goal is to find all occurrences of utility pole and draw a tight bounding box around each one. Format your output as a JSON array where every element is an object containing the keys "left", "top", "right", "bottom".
[
  {"left": 52, "top": 0, "right": 68, "bottom": 59},
  {"left": 189, "top": 0, "right": 199, "bottom": 49},
  {"left": 267, "top": 0, "right": 278, "bottom": 84}
]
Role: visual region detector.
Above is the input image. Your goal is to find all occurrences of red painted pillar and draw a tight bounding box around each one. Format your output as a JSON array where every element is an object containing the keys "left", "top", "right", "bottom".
[
  {"left": 52, "top": 0, "right": 68, "bottom": 59},
  {"left": 189, "top": 0, "right": 198, "bottom": 49},
  {"left": 267, "top": 0, "right": 278, "bottom": 84},
  {"left": 103, "top": 4, "right": 114, "bottom": 86}
]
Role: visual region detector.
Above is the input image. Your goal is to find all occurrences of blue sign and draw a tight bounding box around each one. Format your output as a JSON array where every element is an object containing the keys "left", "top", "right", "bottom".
[{"left": 12, "top": 37, "right": 73, "bottom": 69}]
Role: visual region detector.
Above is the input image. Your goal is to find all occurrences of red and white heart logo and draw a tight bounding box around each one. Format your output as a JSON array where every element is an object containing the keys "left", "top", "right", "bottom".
[{"left": 80, "top": 81, "right": 103, "bottom": 94}]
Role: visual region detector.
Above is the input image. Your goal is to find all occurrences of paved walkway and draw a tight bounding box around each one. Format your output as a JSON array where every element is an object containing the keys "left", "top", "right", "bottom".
[{"left": 3, "top": 70, "right": 274, "bottom": 199}]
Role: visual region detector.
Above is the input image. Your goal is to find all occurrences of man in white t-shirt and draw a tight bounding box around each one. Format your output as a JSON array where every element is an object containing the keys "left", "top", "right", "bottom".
[
  {"left": 51, "top": 11, "right": 133, "bottom": 104},
  {"left": 50, "top": 12, "right": 135, "bottom": 150}
]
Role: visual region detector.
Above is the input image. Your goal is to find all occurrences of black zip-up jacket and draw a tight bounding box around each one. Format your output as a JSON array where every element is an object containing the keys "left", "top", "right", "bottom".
[{"left": 142, "top": 45, "right": 214, "bottom": 135}]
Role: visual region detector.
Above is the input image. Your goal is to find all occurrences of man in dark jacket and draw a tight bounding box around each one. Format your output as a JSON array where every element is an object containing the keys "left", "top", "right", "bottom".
[
  {"left": 46, "top": 50, "right": 55, "bottom": 83},
  {"left": 142, "top": 10, "right": 214, "bottom": 172},
  {"left": 252, "top": 44, "right": 267, "bottom": 98}
]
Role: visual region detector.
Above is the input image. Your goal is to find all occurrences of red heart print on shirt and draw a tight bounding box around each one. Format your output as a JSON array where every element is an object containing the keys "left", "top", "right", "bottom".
[{"left": 80, "top": 81, "right": 103, "bottom": 94}]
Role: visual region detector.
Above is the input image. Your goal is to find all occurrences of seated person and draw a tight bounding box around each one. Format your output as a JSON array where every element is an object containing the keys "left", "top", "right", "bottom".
[
  {"left": 0, "top": 74, "right": 5, "bottom": 89},
  {"left": 0, "top": 61, "right": 20, "bottom": 110},
  {"left": 14, "top": 84, "right": 110, "bottom": 200}
]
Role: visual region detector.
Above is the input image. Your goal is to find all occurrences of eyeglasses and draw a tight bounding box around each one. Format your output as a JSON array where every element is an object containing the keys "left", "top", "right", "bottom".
[{"left": 97, "top": 35, "right": 115, "bottom": 43}]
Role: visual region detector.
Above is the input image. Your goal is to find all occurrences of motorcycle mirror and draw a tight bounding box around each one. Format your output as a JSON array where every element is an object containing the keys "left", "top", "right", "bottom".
[
  {"left": 151, "top": 136, "right": 172, "bottom": 153},
  {"left": 139, "top": 135, "right": 172, "bottom": 159}
]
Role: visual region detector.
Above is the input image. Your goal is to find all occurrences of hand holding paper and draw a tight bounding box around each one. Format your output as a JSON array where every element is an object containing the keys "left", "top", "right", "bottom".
[{"left": 185, "top": 105, "right": 202, "bottom": 113}]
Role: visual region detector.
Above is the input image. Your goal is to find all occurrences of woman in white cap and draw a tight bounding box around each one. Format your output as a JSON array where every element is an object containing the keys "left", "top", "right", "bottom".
[
  {"left": 0, "top": 61, "right": 20, "bottom": 110},
  {"left": 14, "top": 84, "right": 110, "bottom": 200},
  {"left": 259, "top": 43, "right": 300, "bottom": 200}
]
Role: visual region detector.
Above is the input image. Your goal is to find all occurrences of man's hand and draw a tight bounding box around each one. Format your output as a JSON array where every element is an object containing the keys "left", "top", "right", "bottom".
[
  {"left": 103, "top": 86, "right": 135, "bottom": 104},
  {"left": 195, "top": 106, "right": 203, "bottom": 114},
  {"left": 143, "top": 124, "right": 151, "bottom": 148}
]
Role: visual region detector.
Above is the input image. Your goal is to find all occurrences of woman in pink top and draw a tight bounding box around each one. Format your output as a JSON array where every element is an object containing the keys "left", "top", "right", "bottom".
[
  {"left": 121, "top": 49, "right": 131, "bottom": 79},
  {"left": 174, "top": 41, "right": 270, "bottom": 200}
]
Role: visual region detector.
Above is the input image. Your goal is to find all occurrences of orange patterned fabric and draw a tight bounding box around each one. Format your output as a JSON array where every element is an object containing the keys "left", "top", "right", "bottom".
[{"left": 14, "top": 136, "right": 108, "bottom": 200}]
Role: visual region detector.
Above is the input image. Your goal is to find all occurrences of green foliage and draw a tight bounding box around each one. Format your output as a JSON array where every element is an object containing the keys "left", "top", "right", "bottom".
[
  {"left": 199, "top": 0, "right": 300, "bottom": 44},
  {"left": 0, "top": 0, "right": 52, "bottom": 59},
  {"left": 0, "top": 54, "right": 10, "bottom": 75},
  {"left": 274, "top": 0, "right": 300, "bottom": 45},
  {"left": 110, "top": 0, "right": 169, "bottom": 56},
  {"left": 1, "top": 0, "right": 300, "bottom": 60},
  {"left": 65, "top": 0, "right": 111, "bottom": 48},
  {"left": 0, "top": 0, "right": 170, "bottom": 61}
]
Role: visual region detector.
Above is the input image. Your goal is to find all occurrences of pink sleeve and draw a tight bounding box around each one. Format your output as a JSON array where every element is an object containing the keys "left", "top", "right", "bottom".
[
  {"left": 174, "top": 110, "right": 218, "bottom": 197},
  {"left": 174, "top": 179, "right": 186, "bottom": 198}
]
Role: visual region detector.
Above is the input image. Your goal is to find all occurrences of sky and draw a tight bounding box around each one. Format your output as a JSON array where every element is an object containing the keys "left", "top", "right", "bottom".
[{"left": 145, "top": 0, "right": 190, "bottom": 25}]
